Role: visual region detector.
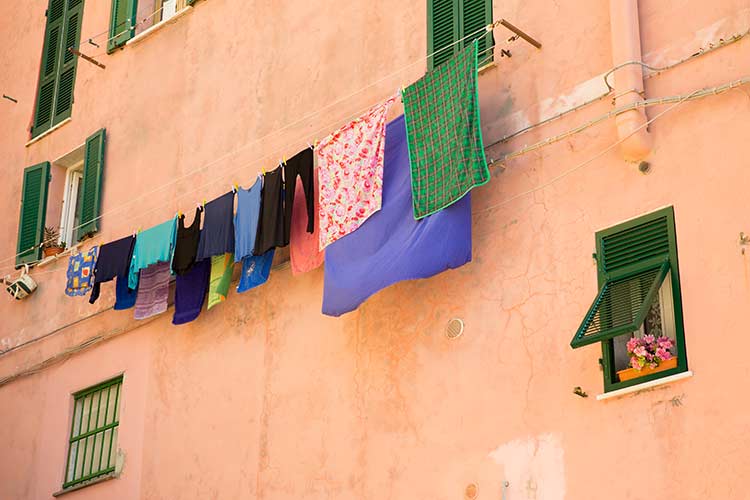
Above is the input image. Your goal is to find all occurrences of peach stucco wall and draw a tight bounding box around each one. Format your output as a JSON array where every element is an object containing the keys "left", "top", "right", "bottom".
[{"left": 1, "top": 0, "right": 750, "bottom": 499}]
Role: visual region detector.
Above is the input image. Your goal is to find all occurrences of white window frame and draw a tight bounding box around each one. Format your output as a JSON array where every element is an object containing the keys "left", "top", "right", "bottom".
[{"left": 59, "top": 162, "right": 84, "bottom": 247}]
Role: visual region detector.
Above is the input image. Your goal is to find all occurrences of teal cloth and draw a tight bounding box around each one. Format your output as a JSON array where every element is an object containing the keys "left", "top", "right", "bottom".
[{"left": 128, "top": 218, "right": 177, "bottom": 289}]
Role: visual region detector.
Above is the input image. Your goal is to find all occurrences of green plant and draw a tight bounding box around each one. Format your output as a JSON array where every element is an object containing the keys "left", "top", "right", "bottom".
[{"left": 42, "top": 226, "right": 65, "bottom": 250}]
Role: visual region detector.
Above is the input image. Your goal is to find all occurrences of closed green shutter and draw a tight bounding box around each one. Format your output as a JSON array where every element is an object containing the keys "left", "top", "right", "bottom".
[
  {"left": 76, "top": 128, "right": 106, "bottom": 241},
  {"left": 32, "top": 0, "right": 66, "bottom": 137},
  {"left": 16, "top": 162, "right": 51, "bottom": 266},
  {"left": 108, "top": 0, "right": 137, "bottom": 52},
  {"left": 32, "top": 0, "right": 84, "bottom": 138},
  {"left": 427, "top": 0, "right": 493, "bottom": 71},
  {"left": 53, "top": 0, "right": 84, "bottom": 125},
  {"left": 462, "top": 0, "right": 493, "bottom": 66}
]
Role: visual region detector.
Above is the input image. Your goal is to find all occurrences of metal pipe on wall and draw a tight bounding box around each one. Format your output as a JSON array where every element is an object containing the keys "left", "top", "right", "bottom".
[{"left": 609, "top": 0, "right": 652, "bottom": 161}]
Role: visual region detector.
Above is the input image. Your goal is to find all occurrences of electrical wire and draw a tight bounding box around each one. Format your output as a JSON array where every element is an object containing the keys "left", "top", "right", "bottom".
[
  {"left": 493, "top": 27, "right": 749, "bottom": 145},
  {"left": 474, "top": 86, "right": 712, "bottom": 216}
]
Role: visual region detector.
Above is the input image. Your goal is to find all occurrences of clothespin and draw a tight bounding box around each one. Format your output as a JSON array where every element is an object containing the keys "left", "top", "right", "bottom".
[
  {"left": 232, "top": 182, "right": 238, "bottom": 193},
  {"left": 262, "top": 166, "right": 266, "bottom": 175},
  {"left": 202, "top": 199, "right": 206, "bottom": 208},
  {"left": 282, "top": 156, "right": 287, "bottom": 165},
  {"left": 314, "top": 139, "right": 319, "bottom": 149},
  {"left": 307, "top": 141, "right": 313, "bottom": 150},
  {"left": 177, "top": 210, "right": 182, "bottom": 218}
]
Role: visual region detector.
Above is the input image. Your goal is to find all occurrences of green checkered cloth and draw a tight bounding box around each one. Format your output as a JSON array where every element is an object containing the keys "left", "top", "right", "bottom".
[{"left": 402, "top": 40, "right": 489, "bottom": 219}]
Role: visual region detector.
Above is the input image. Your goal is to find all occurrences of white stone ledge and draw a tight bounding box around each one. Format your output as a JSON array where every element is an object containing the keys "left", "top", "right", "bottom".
[
  {"left": 25, "top": 117, "right": 72, "bottom": 147},
  {"left": 596, "top": 370, "right": 693, "bottom": 401},
  {"left": 125, "top": 6, "right": 193, "bottom": 47}
]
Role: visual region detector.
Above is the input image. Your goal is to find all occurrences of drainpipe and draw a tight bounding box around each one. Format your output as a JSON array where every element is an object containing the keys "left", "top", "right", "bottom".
[{"left": 609, "top": 0, "right": 652, "bottom": 161}]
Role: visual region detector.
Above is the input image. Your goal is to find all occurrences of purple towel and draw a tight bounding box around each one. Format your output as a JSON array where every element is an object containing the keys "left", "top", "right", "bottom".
[
  {"left": 134, "top": 261, "right": 170, "bottom": 320},
  {"left": 322, "top": 115, "right": 472, "bottom": 316},
  {"left": 173, "top": 258, "right": 210, "bottom": 325}
]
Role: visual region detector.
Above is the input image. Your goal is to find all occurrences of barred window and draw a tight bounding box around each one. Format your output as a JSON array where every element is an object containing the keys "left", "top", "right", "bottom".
[{"left": 63, "top": 376, "right": 122, "bottom": 489}]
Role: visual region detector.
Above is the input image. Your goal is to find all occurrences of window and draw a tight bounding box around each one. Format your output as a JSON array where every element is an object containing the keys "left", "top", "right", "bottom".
[
  {"left": 427, "top": 0, "right": 493, "bottom": 70},
  {"left": 570, "top": 207, "right": 689, "bottom": 393},
  {"left": 63, "top": 376, "right": 122, "bottom": 489},
  {"left": 108, "top": 0, "right": 196, "bottom": 51},
  {"left": 16, "top": 129, "right": 106, "bottom": 266},
  {"left": 32, "top": 0, "right": 84, "bottom": 138}
]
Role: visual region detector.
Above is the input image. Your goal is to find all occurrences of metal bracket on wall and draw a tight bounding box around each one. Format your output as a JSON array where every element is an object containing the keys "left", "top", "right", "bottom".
[
  {"left": 68, "top": 48, "right": 106, "bottom": 70},
  {"left": 739, "top": 232, "right": 749, "bottom": 254},
  {"left": 497, "top": 19, "right": 542, "bottom": 49},
  {"left": 501, "top": 481, "right": 510, "bottom": 500}
]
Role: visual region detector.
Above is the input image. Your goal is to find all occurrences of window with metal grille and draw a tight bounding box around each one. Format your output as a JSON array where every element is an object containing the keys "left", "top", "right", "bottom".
[
  {"left": 570, "top": 207, "right": 688, "bottom": 393},
  {"left": 427, "top": 0, "right": 494, "bottom": 70},
  {"left": 63, "top": 376, "right": 122, "bottom": 489}
]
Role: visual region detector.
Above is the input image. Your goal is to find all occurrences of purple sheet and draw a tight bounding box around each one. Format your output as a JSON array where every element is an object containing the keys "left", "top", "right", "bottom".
[{"left": 322, "top": 115, "right": 472, "bottom": 316}]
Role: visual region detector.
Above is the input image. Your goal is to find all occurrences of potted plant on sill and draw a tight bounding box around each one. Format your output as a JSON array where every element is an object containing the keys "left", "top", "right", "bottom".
[
  {"left": 617, "top": 335, "right": 677, "bottom": 382},
  {"left": 42, "top": 226, "right": 66, "bottom": 258}
]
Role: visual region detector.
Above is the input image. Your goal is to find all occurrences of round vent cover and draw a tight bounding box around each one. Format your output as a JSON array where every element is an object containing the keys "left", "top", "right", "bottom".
[
  {"left": 465, "top": 483, "right": 478, "bottom": 499},
  {"left": 445, "top": 318, "right": 464, "bottom": 339}
]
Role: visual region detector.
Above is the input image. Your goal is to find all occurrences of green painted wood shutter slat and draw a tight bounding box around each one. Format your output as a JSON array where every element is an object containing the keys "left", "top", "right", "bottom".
[
  {"left": 428, "top": 0, "right": 493, "bottom": 71},
  {"left": 428, "top": 0, "right": 459, "bottom": 70},
  {"left": 32, "top": 0, "right": 66, "bottom": 136},
  {"left": 53, "top": 0, "right": 85, "bottom": 125},
  {"left": 108, "top": 0, "right": 137, "bottom": 52},
  {"left": 570, "top": 262, "right": 670, "bottom": 348},
  {"left": 462, "top": 0, "right": 493, "bottom": 65},
  {"left": 16, "top": 162, "right": 51, "bottom": 266},
  {"left": 76, "top": 128, "right": 106, "bottom": 241}
]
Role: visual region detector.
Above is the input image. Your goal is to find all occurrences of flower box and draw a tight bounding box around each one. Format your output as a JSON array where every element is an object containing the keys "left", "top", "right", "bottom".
[{"left": 617, "top": 357, "right": 678, "bottom": 382}]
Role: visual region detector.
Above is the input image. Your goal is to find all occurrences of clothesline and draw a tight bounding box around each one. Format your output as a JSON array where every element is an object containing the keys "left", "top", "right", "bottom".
[
  {"left": 4, "top": 27, "right": 514, "bottom": 273},
  {"left": 52, "top": 42, "right": 485, "bottom": 323}
]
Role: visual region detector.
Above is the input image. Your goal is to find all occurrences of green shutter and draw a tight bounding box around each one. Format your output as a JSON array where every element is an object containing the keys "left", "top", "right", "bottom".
[
  {"left": 462, "top": 0, "right": 493, "bottom": 66},
  {"left": 16, "top": 162, "right": 51, "bottom": 266},
  {"left": 53, "top": 0, "right": 84, "bottom": 125},
  {"left": 32, "top": 0, "right": 84, "bottom": 138},
  {"left": 186, "top": 0, "right": 197, "bottom": 5},
  {"left": 428, "top": 0, "right": 459, "bottom": 70},
  {"left": 108, "top": 0, "right": 137, "bottom": 53},
  {"left": 570, "top": 208, "right": 677, "bottom": 349},
  {"left": 570, "top": 262, "right": 670, "bottom": 348},
  {"left": 428, "top": 0, "right": 493, "bottom": 71},
  {"left": 32, "top": 0, "right": 66, "bottom": 137},
  {"left": 76, "top": 128, "right": 106, "bottom": 241}
]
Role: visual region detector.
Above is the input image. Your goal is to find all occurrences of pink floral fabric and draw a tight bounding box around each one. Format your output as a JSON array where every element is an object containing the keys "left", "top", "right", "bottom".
[{"left": 316, "top": 94, "right": 398, "bottom": 250}]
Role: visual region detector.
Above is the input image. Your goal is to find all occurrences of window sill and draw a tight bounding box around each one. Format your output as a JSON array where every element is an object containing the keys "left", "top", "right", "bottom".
[
  {"left": 125, "top": 6, "right": 193, "bottom": 47},
  {"left": 478, "top": 61, "right": 496, "bottom": 74},
  {"left": 52, "top": 472, "right": 117, "bottom": 497},
  {"left": 25, "top": 118, "right": 72, "bottom": 147},
  {"left": 36, "top": 242, "right": 83, "bottom": 268},
  {"left": 596, "top": 370, "right": 693, "bottom": 401}
]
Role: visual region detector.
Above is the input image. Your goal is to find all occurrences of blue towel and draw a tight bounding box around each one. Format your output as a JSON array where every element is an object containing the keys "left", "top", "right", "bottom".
[
  {"left": 322, "top": 115, "right": 472, "bottom": 316},
  {"left": 237, "top": 249, "right": 275, "bottom": 293}
]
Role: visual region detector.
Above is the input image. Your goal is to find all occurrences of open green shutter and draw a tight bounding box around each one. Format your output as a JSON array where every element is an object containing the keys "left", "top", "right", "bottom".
[
  {"left": 570, "top": 262, "right": 670, "bottom": 348},
  {"left": 32, "top": 0, "right": 66, "bottom": 137},
  {"left": 52, "top": 0, "right": 84, "bottom": 125},
  {"left": 428, "top": 0, "right": 460, "bottom": 70},
  {"left": 461, "top": 0, "right": 493, "bottom": 65},
  {"left": 76, "top": 128, "right": 106, "bottom": 241},
  {"left": 108, "top": 0, "right": 137, "bottom": 52},
  {"left": 16, "top": 162, "right": 51, "bottom": 266},
  {"left": 571, "top": 210, "right": 675, "bottom": 349}
]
